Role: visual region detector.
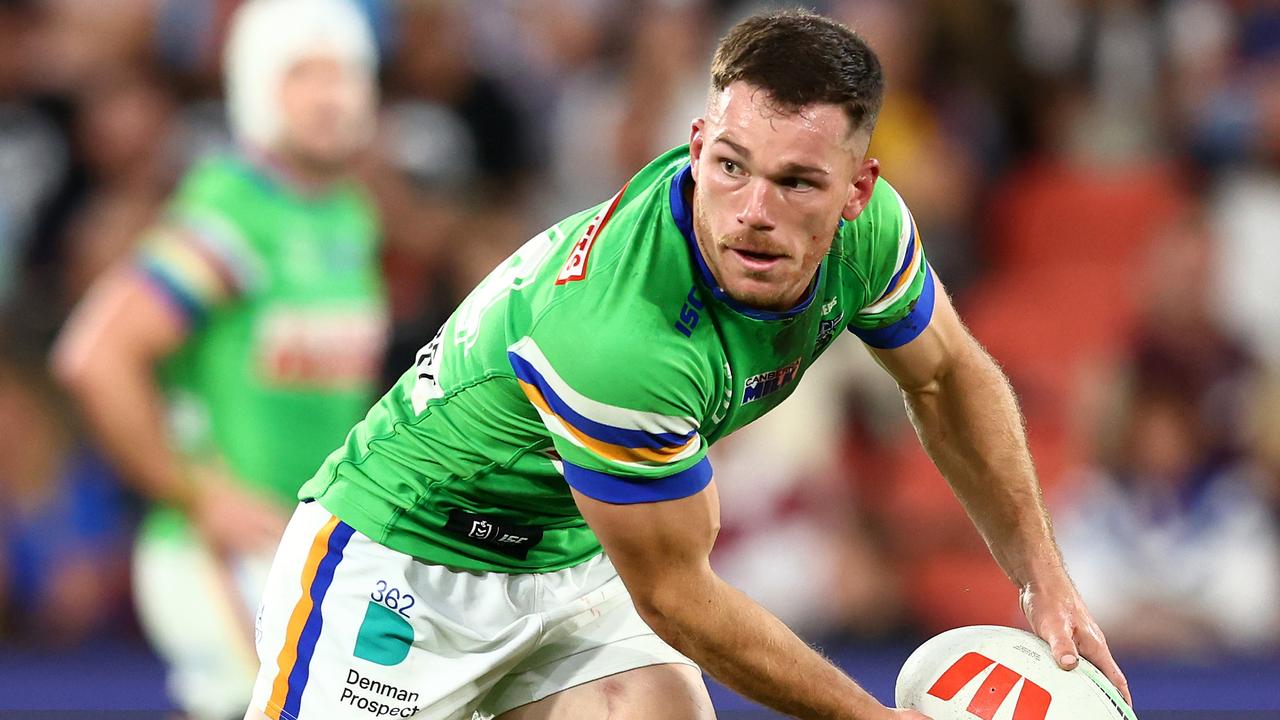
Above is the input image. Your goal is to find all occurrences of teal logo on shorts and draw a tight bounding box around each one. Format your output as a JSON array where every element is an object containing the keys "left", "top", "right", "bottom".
[{"left": 353, "top": 601, "right": 414, "bottom": 666}]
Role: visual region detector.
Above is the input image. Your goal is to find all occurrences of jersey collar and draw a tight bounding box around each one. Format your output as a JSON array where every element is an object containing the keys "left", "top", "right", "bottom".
[
  {"left": 668, "top": 163, "right": 821, "bottom": 321},
  {"left": 240, "top": 145, "right": 346, "bottom": 201}
]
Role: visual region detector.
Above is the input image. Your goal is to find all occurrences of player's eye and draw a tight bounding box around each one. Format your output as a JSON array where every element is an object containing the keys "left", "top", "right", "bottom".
[
  {"left": 779, "top": 177, "right": 813, "bottom": 191},
  {"left": 720, "top": 159, "right": 743, "bottom": 177}
]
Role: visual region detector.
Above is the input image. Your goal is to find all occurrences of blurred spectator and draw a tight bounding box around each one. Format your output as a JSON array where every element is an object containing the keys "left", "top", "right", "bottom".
[
  {"left": 0, "top": 357, "right": 133, "bottom": 644},
  {"left": 1055, "top": 211, "right": 1280, "bottom": 656},
  {"left": 711, "top": 342, "right": 906, "bottom": 640},
  {"left": 0, "top": 0, "right": 70, "bottom": 310},
  {"left": 374, "top": 0, "right": 540, "bottom": 373},
  {"left": 152, "top": 0, "right": 396, "bottom": 87},
  {"left": 1183, "top": 2, "right": 1280, "bottom": 371},
  {"left": 547, "top": 0, "right": 711, "bottom": 218},
  {"left": 8, "top": 69, "right": 182, "bottom": 362},
  {"left": 839, "top": 0, "right": 989, "bottom": 292},
  {"left": 58, "top": 71, "right": 179, "bottom": 300},
  {"left": 386, "top": 0, "right": 534, "bottom": 201},
  {"left": 1206, "top": 62, "right": 1280, "bottom": 366},
  {"left": 1249, "top": 369, "right": 1280, "bottom": 516},
  {"left": 1056, "top": 383, "right": 1280, "bottom": 655},
  {"left": 23, "top": 0, "right": 154, "bottom": 95}
]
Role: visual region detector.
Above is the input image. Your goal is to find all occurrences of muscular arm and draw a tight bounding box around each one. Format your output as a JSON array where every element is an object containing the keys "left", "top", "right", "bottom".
[
  {"left": 52, "top": 267, "right": 288, "bottom": 554},
  {"left": 574, "top": 483, "right": 902, "bottom": 720},
  {"left": 51, "top": 268, "right": 195, "bottom": 510},
  {"left": 868, "top": 273, "right": 1131, "bottom": 702},
  {"left": 867, "top": 276, "right": 1059, "bottom": 591}
]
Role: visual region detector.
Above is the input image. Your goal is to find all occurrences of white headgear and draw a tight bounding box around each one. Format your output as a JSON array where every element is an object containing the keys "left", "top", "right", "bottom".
[{"left": 223, "top": 0, "right": 379, "bottom": 150}]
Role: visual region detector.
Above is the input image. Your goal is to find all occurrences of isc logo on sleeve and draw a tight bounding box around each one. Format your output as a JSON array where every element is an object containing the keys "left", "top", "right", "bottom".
[
  {"left": 927, "top": 651, "right": 1052, "bottom": 720},
  {"left": 673, "top": 286, "right": 704, "bottom": 337}
]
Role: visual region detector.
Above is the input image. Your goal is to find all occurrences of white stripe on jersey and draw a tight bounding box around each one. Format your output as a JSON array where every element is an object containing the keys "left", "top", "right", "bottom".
[
  {"left": 509, "top": 336, "right": 700, "bottom": 437},
  {"left": 860, "top": 189, "right": 922, "bottom": 316}
]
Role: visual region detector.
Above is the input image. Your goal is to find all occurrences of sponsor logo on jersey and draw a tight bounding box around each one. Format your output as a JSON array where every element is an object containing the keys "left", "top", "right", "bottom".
[
  {"left": 742, "top": 359, "right": 801, "bottom": 405},
  {"left": 815, "top": 311, "right": 844, "bottom": 352},
  {"left": 444, "top": 510, "right": 544, "bottom": 560},
  {"left": 257, "top": 303, "right": 388, "bottom": 389},
  {"left": 556, "top": 182, "right": 629, "bottom": 285},
  {"left": 674, "top": 285, "right": 704, "bottom": 337},
  {"left": 411, "top": 326, "right": 444, "bottom": 413},
  {"left": 926, "top": 651, "right": 1052, "bottom": 720}
]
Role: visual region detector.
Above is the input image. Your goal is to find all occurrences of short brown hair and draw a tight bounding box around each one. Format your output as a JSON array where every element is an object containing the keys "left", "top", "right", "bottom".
[{"left": 710, "top": 9, "right": 884, "bottom": 135}]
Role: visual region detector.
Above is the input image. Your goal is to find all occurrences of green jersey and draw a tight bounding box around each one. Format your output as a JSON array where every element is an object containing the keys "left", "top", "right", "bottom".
[
  {"left": 302, "top": 145, "right": 932, "bottom": 573},
  {"left": 138, "top": 154, "right": 387, "bottom": 538}
]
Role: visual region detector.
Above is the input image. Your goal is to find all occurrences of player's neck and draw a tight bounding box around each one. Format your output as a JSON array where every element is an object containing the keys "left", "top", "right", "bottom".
[{"left": 245, "top": 145, "right": 346, "bottom": 196}]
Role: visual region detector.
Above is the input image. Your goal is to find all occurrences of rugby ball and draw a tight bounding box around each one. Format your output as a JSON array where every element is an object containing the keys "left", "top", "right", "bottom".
[{"left": 895, "top": 625, "right": 1136, "bottom": 720}]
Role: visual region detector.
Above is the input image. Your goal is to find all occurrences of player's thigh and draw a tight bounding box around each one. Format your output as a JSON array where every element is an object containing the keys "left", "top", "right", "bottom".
[
  {"left": 481, "top": 554, "right": 709, "bottom": 718},
  {"left": 496, "top": 663, "right": 715, "bottom": 720},
  {"left": 248, "top": 502, "right": 549, "bottom": 719}
]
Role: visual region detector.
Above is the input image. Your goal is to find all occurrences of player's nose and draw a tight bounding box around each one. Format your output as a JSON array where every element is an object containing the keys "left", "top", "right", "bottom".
[{"left": 736, "top": 178, "right": 776, "bottom": 232}]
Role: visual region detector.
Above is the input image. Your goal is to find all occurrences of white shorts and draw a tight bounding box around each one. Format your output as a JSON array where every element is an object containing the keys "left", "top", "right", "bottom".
[
  {"left": 134, "top": 521, "right": 274, "bottom": 720},
  {"left": 249, "top": 501, "right": 696, "bottom": 720}
]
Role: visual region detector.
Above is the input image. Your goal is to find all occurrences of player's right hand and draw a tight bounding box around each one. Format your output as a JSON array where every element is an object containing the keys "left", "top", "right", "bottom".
[{"left": 189, "top": 469, "right": 288, "bottom": 557}]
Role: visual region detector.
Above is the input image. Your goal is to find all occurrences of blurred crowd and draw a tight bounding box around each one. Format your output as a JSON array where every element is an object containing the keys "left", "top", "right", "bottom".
[{"left": 0, "top": 0, "right": 1278, "bottom": 661}]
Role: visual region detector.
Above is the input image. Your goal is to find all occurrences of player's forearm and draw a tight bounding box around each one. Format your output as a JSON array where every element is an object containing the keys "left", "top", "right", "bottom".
[
  {"left": 54, "top": 353, "right": 194, "bottom": 511},
  {"left": 637, "top": 570, "right": 889, "bottom": 720},
  {"left": 901, "top": 341, "right": 1063, "bottom": 587}
]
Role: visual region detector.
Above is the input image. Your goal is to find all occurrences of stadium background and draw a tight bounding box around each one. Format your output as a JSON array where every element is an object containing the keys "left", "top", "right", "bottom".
[{"left": 0, "top": 0, "right": 1277, "bottom": 716}]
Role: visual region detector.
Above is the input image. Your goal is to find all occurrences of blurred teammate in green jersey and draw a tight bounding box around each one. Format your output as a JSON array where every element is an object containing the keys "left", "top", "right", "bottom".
[{"left": 52, "top": 1, "right": 387, "bottom": 717}]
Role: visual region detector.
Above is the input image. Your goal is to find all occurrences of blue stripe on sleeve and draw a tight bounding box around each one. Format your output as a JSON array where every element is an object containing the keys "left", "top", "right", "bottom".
[
  {"left": 563, "top": 457, "right": 712, "bottom": 504},
  {"left": 137, "top": 261, "right": 207, "bottom": 326},
  {"left": 508, "top": 351, "right": 696, "bottom": 450},
  {"left": 850, "top": 263, "right": 936, "bottom": 349}
]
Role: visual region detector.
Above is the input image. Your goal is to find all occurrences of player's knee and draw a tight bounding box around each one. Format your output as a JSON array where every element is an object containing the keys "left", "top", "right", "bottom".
[
  {"left": 614, "top": 664, "right": 715, "bottom": 720},
  {"left": 611, "top": 700, "right": 715, "bottom": 720}
]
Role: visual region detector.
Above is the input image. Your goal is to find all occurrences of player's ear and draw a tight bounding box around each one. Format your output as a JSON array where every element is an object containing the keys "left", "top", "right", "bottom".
[
  {"left": 841, "top": 156, "right": 880, "bottom": 222},
  {"left": 689, "top": 118, "right": 706, "bottom": 172}
]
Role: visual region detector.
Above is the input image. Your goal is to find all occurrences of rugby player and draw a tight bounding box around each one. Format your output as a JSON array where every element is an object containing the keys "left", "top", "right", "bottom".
[
  {"left": 244, "top": 10, "right": 1130, "bottom": 720},
  {"left": 52, "top": 1, "right": 387, "bottom": 717}
]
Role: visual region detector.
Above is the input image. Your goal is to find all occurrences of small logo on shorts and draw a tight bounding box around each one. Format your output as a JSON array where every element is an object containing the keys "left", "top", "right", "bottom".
[
  {"left": 468, "top": 520, "right": 494, "bottom": 540},
  {"left": 353, "top": 602, "right": 414, "bottom": 667},
  {"left": 342, "top": 665, "right": 421, "bottom": 715}
]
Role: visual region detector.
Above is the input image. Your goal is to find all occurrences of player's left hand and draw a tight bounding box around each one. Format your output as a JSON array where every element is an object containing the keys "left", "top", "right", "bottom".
[{"left": 1020, "top": 576, "right": 1132, "bottom": 707}]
